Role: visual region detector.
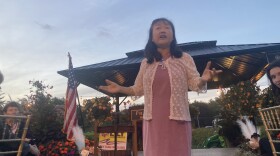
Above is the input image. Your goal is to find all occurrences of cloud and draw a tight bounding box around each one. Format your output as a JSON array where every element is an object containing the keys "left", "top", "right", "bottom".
[
  {"left": 0, "top": 0, "right": 280, "bottom": 103},
  {"left": 34, "top": 21, "right": 54, "bottom": 30},
  {"left": 97, "top": 27, "right": 112, "bottom": 38}
]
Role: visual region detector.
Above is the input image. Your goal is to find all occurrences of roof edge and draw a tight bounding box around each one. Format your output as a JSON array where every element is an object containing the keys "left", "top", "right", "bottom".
[{"left": 125, "top": 40, "right": 217, "bottom": 58}]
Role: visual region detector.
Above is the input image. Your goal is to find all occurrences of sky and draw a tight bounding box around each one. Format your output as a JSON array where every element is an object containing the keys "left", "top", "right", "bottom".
[{"left": 0, "top": 0, "right": 280, "bottom": 104}]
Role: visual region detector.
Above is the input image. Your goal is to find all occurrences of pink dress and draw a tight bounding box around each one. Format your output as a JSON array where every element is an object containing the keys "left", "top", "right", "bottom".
[{"left": 143, "top": 65, "right": 192, "bottom": 156}]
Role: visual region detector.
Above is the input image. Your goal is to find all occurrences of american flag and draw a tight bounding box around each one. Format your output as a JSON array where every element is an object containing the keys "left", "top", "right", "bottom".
[{"left": 63, "top": 53, "right": 78, "bottom": 140}]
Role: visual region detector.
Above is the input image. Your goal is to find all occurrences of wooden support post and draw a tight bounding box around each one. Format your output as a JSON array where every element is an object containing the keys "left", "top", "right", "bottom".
[
  {"left": 132, "top": 121, "right": 138, "bottom": 156},
  {"left": 94, "top": 120, "right": 99, "bottom": 156},
  {"left": 114, "top": 96, "right": 120, "bottom": 156},
  {"left": 130, "top": 106, "right": 144, "bottom": 156}
]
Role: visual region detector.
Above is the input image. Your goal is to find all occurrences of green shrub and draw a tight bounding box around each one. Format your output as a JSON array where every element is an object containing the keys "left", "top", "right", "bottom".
[
  {"left": 192, "top": 127, "right": 217, "bottom": 149},
  {"left": 84, "top": 131, "right": 94, "bottom": 140}
]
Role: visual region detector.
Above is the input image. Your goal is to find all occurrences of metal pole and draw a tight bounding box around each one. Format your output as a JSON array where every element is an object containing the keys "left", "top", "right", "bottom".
[{"left": 114, "top": 96, "right": 120, "bottom": 156}]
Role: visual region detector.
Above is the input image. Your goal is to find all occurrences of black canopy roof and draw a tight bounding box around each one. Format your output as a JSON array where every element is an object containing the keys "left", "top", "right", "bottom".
[{"left": 58, "top": 40, "right": 280, "bottom": 97}]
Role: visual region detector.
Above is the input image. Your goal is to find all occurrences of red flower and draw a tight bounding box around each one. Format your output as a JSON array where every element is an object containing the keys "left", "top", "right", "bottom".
[{"left": 277, "top": 133, "right": 280, "bottom": 140}]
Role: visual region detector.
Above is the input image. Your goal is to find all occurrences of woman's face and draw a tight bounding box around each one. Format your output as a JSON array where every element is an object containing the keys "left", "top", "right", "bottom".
[
  {"left": 270, "top": 66, "right": 280, "bottom": 88},
  {"left": 152, "top": 21, "right": 173, "bottom": 48}
]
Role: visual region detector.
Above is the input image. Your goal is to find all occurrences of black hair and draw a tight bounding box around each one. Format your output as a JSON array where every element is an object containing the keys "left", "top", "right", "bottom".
[
  {"left": 144, "top": 18, "right": 182, "bottom": 64},
  {"left": 3, "top": 101, "right": 20, "bottom": 113}
]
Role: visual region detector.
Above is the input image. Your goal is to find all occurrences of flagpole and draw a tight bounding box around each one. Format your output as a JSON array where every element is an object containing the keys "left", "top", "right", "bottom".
[
  {"left": 63, "top": 52, "right": 80, "bottom": 140},
  {"left": 76, "top": 90, "right": 85, "bottom": 132},
  {"left": 63, "top": 52, "right": 85, "bottom": 140},
  {"left": 68, "top": 52, "right": 85, "bottom": 131}
]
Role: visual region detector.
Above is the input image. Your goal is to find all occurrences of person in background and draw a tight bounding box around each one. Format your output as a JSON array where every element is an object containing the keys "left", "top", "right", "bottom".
[
  {"left": 0, "top": 101, "right": 40, "bottom": 156},
  {"left": 266, "top": 59, "right": 280, "bottom": 100},
  {"left": 259, "top": 59, "right": 280, "bottom": 156},
  {"left": 99, "top": 17, "right": 221, "bottom": 156}
]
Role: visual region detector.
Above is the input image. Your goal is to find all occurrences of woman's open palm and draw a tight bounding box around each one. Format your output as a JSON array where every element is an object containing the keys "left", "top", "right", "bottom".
[
  {"left": 99, "top": 79, "right": 121, "bottom": 94},
  {"left": 201, "top": 61, "right": 222, "bottom": 82}
]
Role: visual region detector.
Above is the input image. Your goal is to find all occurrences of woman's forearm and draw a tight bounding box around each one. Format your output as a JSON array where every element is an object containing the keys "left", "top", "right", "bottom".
[
  {"left": 119, "top": 86, "right": 135, "bottom": 96},
  {"left": 198, "top": 78, "right": 207, "bottom": 89}
]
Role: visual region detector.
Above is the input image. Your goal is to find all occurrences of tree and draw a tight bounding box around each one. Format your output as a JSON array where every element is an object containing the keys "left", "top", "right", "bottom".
[
  {"left": 261, "top": 86, "right": 280, "bottom": 108},
  {"left": 83, "top": 96, "right": 113, "bottom": 156},
  {"left": 18, "top": 97, "right": 30, "bottom": 115},
  {"left": 216, "top": 80, "right": 261, "bottom": 147},
  {"left": 0, "top": 71, "right": 4, "bottom": 113},
  {"left": 208, "top": 99, "right": 222, "bottom": 117},
  {"left": 0, "top": 89, "right": 5, "bottom": 114},
  {"left": 190, "top": 104, "right": 200, "bottom": 128},
  {"left": 218, "top": 81, "right": 261, "bottom": 119},
  {"left": 26, "top": 80, "right": 66, "bottom": 143},
  {"left": 190, "top": 100, "right": 219, "bottom": 127}
]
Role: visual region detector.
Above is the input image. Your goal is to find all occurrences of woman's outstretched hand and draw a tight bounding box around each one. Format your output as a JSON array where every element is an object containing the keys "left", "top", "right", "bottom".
[
  {"left": 201, "top": 61, "right": 222, "bottom": 82},
  {"left": 99, "top": 79, "right": 121, "bottom": 94}
]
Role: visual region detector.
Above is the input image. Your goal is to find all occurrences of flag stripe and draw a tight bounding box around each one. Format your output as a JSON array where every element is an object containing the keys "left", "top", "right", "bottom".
[
  {"left": 63, "top": 89, "right": 76, "bottom": 130},
  {"left": 65, "top": 100, "right": 76, "bottom": 131},
  {"left": 67, "top": 111, "right": 77, "bottom": 139}
]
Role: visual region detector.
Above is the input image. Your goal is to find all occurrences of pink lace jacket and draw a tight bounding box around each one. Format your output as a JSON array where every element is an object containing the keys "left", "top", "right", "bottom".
[{"left": 130, "top": 52, "right": 207, "bottom": 121}]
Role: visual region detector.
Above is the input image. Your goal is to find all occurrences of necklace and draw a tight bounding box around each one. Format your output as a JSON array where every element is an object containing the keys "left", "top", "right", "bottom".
[{"left": 159, "top": 59, "right": 166, "bottom": 70}]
